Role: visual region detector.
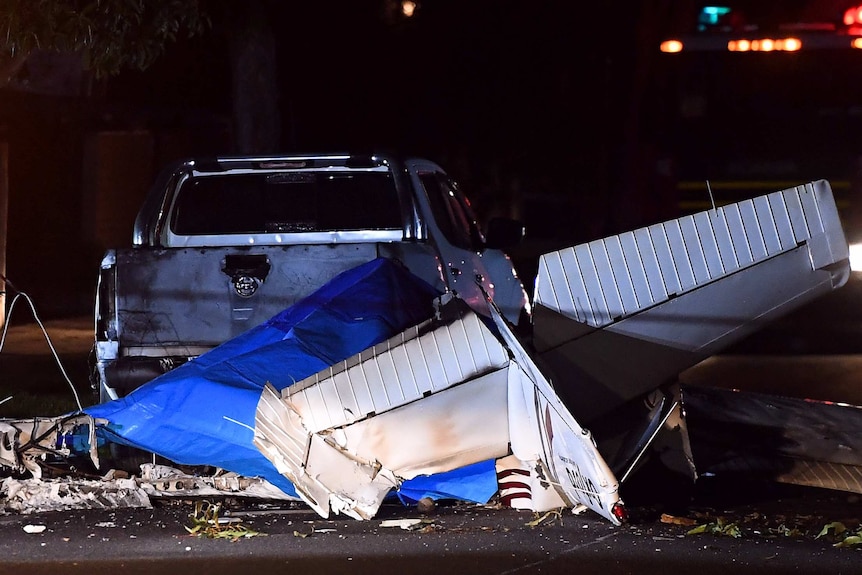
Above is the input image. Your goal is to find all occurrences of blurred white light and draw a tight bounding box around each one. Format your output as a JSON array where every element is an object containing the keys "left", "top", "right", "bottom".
[
  {"left": 402, "top": 1, "right": 416, "bottom": 17},
  {"left": 782, "top": 38, "right": 802, "bottom": 51},
  {"left": 660, "top": 40, "right": 683, "bottom": 53},
  {"left": 850, "top": 243, "right": 862, "bottom": 271}
]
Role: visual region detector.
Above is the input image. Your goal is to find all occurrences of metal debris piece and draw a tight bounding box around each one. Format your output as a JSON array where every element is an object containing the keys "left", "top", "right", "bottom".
[
  {"left": 681, "top": 385, "right": 862, "bottom": 493},
  {"left": 2, "top": 476, "right": 151, "bottom": 514},
  {"left": 0, "top": 414, "right": 104, "bottom": 477},
  {"left": 380, "top": 518, "right": 424, "bottom": 530},
  {"left": 138, "top": 464, "right": 297, "bottom": 500}
]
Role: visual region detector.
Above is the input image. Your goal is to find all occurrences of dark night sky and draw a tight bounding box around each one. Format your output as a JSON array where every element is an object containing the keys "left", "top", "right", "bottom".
[{"left": 104, "top": 1, "right": 640, "bottom": 167}]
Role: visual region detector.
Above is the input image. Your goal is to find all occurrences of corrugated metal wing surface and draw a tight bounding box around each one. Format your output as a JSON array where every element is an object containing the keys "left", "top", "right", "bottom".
[{"left": 535, "top": 180, "right": 846, "bottom": 328}]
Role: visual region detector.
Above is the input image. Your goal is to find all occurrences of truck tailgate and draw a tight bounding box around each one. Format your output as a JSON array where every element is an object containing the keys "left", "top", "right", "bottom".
[{"left": 113, "top": 243, "right": 383, "bottom": 348}]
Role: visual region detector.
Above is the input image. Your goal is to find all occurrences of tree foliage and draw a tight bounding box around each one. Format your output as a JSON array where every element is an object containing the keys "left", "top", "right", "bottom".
[{"left": 0, "top": 0, "right": 209, "bottom": 76}]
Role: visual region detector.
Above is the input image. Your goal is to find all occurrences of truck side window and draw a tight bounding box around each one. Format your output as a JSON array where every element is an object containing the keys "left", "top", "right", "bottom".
[{"left": 420, "top": 173, "right": 483, "bottom": 251}]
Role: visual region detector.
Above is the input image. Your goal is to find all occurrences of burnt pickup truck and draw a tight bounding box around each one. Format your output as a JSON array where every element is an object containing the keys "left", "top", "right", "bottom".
[{"left": 91, "top": 154, "right": 529, "bottom": 402}]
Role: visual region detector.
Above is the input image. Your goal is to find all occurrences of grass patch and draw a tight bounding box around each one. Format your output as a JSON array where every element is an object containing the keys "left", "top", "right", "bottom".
[{"left": 0, "top": 388, "right": 92, "bottom": 418}]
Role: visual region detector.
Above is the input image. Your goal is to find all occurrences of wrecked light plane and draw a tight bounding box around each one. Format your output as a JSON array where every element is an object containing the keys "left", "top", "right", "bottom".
[
  {"left": 0, "top": 179, "right": 853, "bottom": 524},
  {"left": 253, "top": 296, "right": 623, "bottom": 523}
]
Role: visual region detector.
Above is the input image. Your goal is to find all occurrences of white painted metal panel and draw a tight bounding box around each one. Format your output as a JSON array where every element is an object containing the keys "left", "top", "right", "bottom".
[
  {"left": 535, "top": 181, "right": 848, "bottom": 328},
  {"left": 340, "top": 370, "right": 510, "bottom": 477},
  {"left": 650, "top": 224, "right": 682, "bottom": 296},
  {"left": 785, "top": 187, "right": 812, "bottom": 242},
  {"left": 738, "top": 200, "right": 767, "bottom": 261},
  {"left": 693, "top": 211, "right": 724, "bottom": 278},
  {"left": 752, "top": 195, "right": 782, "bottom": 255},
  {"left": 285, "top": 311, "right": 509, "bottom": 432},
  {"left": 635, "top": 227, "right": 667, "bottom": 302},
  {"left": 574, "top": 243, "right": 605, "bottom": 326},
  {"left": 560, "top": 247, "right": 589, "bottom": 323},
  {"left": 664, "top": 219, "right": 697, "bottom": 292},
  {"left": 619, "top": 231, "right": 652, "bottom": 308},
  {"left": 679, "top": 215, "right": 711, "bottom": 284},
  {"left": 723, "top": 203, "right": 753, "bottom": 267},
  {"left": 604, "top": 235, "right": 639, "bottom": 315},
  {"left": 710, "top": 210, "right": 740, "bottom": 271},
  {"left": 590, "top": 240, "right": 624, "bottom": 322},
  {"left": 768, "top": 192, "right": 798, "bottom": 250}
]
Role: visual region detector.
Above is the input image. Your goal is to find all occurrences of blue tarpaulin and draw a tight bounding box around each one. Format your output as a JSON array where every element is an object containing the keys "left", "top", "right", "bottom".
[{"left": 85, "top": 258, "right": 498, "bottom": 504}]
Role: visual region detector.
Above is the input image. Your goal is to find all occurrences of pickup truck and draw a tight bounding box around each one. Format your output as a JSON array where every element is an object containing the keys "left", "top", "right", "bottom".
[{"left": 91, "top": 153, "right": 530, "bottom": 403}]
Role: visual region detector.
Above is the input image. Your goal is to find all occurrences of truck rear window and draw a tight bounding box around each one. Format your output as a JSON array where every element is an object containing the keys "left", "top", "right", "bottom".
[{"left": 170, "top": 171, "right": 402, "bottom": 235}]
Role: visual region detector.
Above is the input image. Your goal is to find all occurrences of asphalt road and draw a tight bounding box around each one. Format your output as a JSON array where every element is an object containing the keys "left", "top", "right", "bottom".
[
  {"left": 0, "top": 481, "right": 858, "bottom": 575},
  {"left": 1, "top": 275, "right": 862, "bottom": 573}
]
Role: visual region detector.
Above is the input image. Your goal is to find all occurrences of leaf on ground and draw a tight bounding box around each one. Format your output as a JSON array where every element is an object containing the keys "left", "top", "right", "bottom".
[
  {"left": 185, "top": 500, "right": 266, "bottom": 540},
  {"left": 686, "top": 518, "right": 742, "bottom": 538},
  {"left": 834, "top": 534, "right": 862, "bottom": 548},
  {"left": 816, "top": 522, "right": 847, "bottom": 539},
  {"left": 526, "top": 509, "right": 563, "bottom": 528},
  {"left": 660, "top": 513, "right": 697, "bottom": 526},
  {"left": 769, "top": 524, "right": 803, "bottom": 538}
]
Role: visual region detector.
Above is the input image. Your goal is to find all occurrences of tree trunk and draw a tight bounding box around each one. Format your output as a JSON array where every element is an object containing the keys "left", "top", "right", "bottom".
[
  {"left": 0, "top": 142, "right": 8, "bottom": 327},
  {"left": 227, "top": 1, "right": 281, "bottom": 154}
]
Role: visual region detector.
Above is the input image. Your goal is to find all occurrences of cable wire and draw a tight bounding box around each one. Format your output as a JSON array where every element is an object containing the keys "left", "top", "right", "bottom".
[{"left": 0, "top": 291, "right": 84, "bottom": 413}]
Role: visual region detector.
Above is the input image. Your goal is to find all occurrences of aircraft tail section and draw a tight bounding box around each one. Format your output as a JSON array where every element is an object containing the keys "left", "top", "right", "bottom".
[{"left": 533, "top": 180, "right": 850, "bottom": 424}]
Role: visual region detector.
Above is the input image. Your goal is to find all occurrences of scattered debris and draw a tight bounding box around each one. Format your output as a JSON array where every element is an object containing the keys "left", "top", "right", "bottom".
[
  {"left": 817, "top": 521, "right": 848, "bottom": 539},
  {"left": 184, "top": 500, "right": 266, "bottom": 541},
  {"left": 526, "top": 509, "right": 564, "bottom": 528},
  {"left": 138, "top": 464, "right": 295, "bottom": 500},
  {"left": 687, "top": 518, "right": 743, "bottom": 538},
  {"left": 0, "top": 414, "right": 103, "bottom": 478},
  {"left": 766, "top": 523, "right": 803, "bottom": 537},
  {"left": 660, "top": 513, "right": 698, "bottom": 527},
  {"left": 289, "top": 525, "right": 338, "bottom": 537},
  {"left": 380, "top": 518, "right": 424, "bottom": 530},
  {"left": 1, "top": 476, "right": 151, "bottom": 514},
  {"left": 816, "top": 522, "right": 862, "bottom": 547},
  {"left": 379, "top": 518, "right": 439, "bottom": 532}
]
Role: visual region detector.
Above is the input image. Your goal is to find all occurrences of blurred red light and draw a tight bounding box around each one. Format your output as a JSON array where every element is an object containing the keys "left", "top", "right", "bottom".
[
  {"left": 611, "top": 502, "right": 628, "bottom": 523},
  {"left": 844, "top": 6, "right": 862, "bottom": 26}
]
